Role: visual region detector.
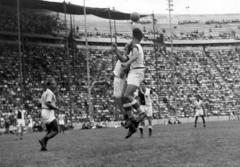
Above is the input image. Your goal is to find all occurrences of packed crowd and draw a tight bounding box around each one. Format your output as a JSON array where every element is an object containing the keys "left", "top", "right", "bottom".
[
  {"left": 205, "top": 19, "right": 240, "bottom": 25},
  {"left": 1, "top": 43, "right": 240, "bottom": 127},
  {"left": 0, "top": 5, "right": 66, "bottom": 34},
  {"left": 0, "top": 4, "right": 239, "bottom": 43},
  {"left": 178, "top": 20, "right": 200, "bottom": 25}
]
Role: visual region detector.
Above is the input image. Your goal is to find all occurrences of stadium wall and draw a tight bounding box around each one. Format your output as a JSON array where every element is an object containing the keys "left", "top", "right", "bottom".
[
  {"left": 167, "top": 45, "right": 238, "bottom": 51},
  {"left": 76, "top": 45, "right": 154, "bottom": 51},
  {"left": 71, "top": 116, "right": 231, "bottom": 130},
  {"left": 0, "top": 40, "right": 64, "bottom": 47}
]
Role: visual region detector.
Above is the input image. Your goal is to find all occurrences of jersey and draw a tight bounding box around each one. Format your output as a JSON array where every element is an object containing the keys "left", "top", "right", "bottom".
[
  {"left": 15, "top": 109, "right": 26, "bottom": 120},
  {"left": 40, "top": 88, "right": 56, "bottom": 124},
  {"left": 194, "top": 100, "right": 204, "bottom": 110},
  {"left": 113, "top": 60, "right": 129, "bottom": 78},
  {"left": 138, "top": 88, "right": 153, "bottom": 106},
  {"left": 129, "top": 44, "right": 145, "bottom": 70},
  {"left": 58, "top": 114, "right": 65, "bottom": 125}
]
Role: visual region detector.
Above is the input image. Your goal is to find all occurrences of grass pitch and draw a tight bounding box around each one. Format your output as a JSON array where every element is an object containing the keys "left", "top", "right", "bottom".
[{"left": 1, "top": 121, "right": 240, "bottom": 167}]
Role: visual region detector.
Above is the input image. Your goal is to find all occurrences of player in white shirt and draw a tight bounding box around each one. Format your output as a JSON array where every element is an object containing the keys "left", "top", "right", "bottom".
[
  {"left": 39, "top": 79, "right": 64, "bottom": 151},
  {"left": 112, "top": 42, "right": 132, "bottom": 122},
  {"left": 112, "top": 28, "right": 147, "bottom": 139},
  {"left": 15, "top": 104, "right": 26, "bottom": 140},
  {"left": 58, "top": 113, "right": 66, "bottom": 133},
  {"left": 191, "top": 95, "right": 206, "bottom": 128},
  {"left": 27, "top": 115, "right": 33, "bottom": 134},
  {"left": 136, "top": 83, "right": 159, "bottom": 138}
]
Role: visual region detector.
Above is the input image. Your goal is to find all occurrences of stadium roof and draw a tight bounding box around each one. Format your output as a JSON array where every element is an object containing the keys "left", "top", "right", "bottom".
[{"left": 0, "top": 0, "right": 149, "bottom": 20}]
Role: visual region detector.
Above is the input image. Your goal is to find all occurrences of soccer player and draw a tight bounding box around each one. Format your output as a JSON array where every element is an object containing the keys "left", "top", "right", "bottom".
[
  {"left": 38, "top": 79, "right": 63, "bottom": 151},
  {"left": 190, "top": 95, "right": 206, "bottom": 128},
  {"left": 58, "top": 113, "right": 66, "bottom": 133},
  {"left": 113, "top": 28, "right": 147, "bottom": 138},
  {"left": 27, "top": 115, "right": 33, "bottom": 134},
  {"left": 15, "top": 104, "right": 26, "bottom": 140},
  {"left": 112, "top": 42, "right": 132, "bottom": 122},
  {"left": 136, "top": 83, "right": 159, "bottom": 138}
]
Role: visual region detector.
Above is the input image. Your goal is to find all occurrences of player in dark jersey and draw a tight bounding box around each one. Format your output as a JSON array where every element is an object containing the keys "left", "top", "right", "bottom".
[{"left": 136, "top": 82, "right": 159, "bottom": 138}]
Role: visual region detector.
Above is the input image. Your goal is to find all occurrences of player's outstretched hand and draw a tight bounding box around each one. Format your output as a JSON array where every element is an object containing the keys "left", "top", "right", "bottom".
[
  {"left": 111, "top": 43, "right": 118, "bottom": 52},
  {"left": 121, "top": 62, "right": 129, "bottom": 67}
]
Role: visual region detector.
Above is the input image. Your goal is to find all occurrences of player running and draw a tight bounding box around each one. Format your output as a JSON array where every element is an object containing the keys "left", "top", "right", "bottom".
[{"left": 39, "top": 79, "right": 64, "bottom": 151}]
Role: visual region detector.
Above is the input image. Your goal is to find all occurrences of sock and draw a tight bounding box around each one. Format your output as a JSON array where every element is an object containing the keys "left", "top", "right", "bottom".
[
  {"left": 149, "top": 126, "right": 152, "bottom": 134},
  {"left": 139, "top": 126, "right": 143, "bottom": 135}
]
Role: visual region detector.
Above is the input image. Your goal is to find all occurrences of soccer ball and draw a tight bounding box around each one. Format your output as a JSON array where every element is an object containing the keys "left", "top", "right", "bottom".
[{"left": 130, "top": 12, "right": 140, "bottom": 22}]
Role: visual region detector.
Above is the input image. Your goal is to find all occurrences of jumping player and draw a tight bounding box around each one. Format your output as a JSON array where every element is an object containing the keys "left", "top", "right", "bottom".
[
  {"left": 113, "top": 27, "right": 147, "bottom": 138},
  {"left": 112, "top": 42, "right": 132, "bottom": 121}
]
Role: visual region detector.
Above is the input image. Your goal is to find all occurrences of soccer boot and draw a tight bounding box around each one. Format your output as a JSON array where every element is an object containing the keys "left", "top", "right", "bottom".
[
  {"left": 149, "top": 128, "right": 152, "bottom": 137},
  {"left": 140, "top": 128, "right": 143, "bottom": 138},
  {"left": 124, "top": 117, "right": 136, "bottom": 129},
  {"left": 39, "top": 139, "right": 47, "bottom": 151},
  {"left": 125, "top": 123, "right": 137, "bottom": 139}
]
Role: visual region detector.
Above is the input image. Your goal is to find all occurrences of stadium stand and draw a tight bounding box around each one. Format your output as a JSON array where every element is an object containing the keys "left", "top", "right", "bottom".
[{"left": 1, "top": 4, "right": 240, "bottom": 129}]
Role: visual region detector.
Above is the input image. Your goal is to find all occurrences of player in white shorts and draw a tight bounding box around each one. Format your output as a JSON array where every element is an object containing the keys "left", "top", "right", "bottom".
[
  {"left": 58, "top": 113, "right": 66, "bottom": 133},
  {"left": 136, "top": 82, "right": 159, "bottom": 138},
  {"left": 15, "top": 104, "right": 26, "bottom": 140},
  {"left": 191, "top": 95, "right": 206, "bottom": 128},
  {"left": 112, "top": 28, "right": 147, "bottom": 139},
  {"left": 112, "top": 42, "right": 132, "bottom": 121},
  {"left": 27, "top": 115, "right": 33, "bottom": 134}
]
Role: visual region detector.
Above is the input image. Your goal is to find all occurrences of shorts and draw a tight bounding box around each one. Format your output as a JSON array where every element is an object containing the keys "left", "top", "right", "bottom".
[
  {"left": 195, "top": 109, "right": 204, "bottom": 116},
  {"left": 114, "top": 77, "right": 127, "bottom": 98},
  {"left": 127, "top": 69, "right": 144, "bottom": 87},
  {"left": 17, "top": 119, "right": 25, "bottom": 127},
  {"left": 59, "top": 120, "right": 65, "bottom": 125},
  {"left": 141, "top": 105, "right": 153, "bottom": 117}
]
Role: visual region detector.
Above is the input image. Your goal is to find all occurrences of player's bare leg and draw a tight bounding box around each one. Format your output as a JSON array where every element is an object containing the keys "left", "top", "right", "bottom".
[
  {"left": 122, "top": 85, "right": 147, "bottom": 139},
  {"left": 139, "top": 121, "right": 144, "bottom": 138},
  {"left": 20, "top": 125, "right": 23, "bottom": 139},
  {"left": 194, "top": 116, "right": 198, "bottom": 128},
  {"left": 148, "top": 117, "right": 153, "bottom": 137},
  {"left": 15, "top": 126, "right": 19, "bottom": 140},
  {"left": 201, "top": 116, "right": 206, "bottom": 127}
]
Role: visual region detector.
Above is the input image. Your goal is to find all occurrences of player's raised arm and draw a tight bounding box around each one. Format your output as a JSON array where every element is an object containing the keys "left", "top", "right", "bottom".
[
  {"left": 111, "top": 43, "right": 129, "bottom": 62},
  {"left": 121, "top": 47, "right": 139, "bottom": 67}
]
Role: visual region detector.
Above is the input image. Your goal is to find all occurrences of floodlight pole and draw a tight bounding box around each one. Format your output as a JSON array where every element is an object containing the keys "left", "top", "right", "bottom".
[
  {"left": 17, "top": 0, "right": 23, "bottom": 106},
  {"left": 152, "top": 12, "right": 160, "bottom": 119},
  {"left": 108, "top": 8, "right": 114, "bottom": 71},
  {"left": 113, "top": 7, "right": 117, "bottom": 43},
  {"left": 167, "top": 0, "right": 177, "bottom": 119},
  {"left": 64, "top": 2, "right": 73, "bottom": 126},
  {"left": 83, "top": 0, "right": 92, "bottom": 118}
]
